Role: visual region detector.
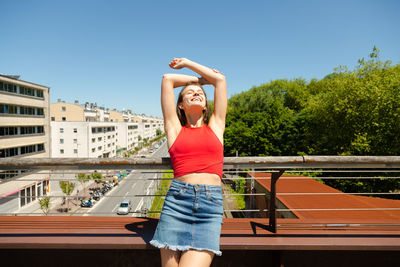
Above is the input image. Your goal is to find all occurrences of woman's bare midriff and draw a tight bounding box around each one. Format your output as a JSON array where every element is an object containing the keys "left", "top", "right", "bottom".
[{"left": 175, "top": 173, "right": 222, "bottom": 186}]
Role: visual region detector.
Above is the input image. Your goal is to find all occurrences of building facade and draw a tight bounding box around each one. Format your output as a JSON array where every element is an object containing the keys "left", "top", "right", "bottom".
[
  {"left": 0, "top": 74, "right": 50, "bottom": 213},
  {"left": 50, "top": 100, "right": 164, "bottom": 158}
]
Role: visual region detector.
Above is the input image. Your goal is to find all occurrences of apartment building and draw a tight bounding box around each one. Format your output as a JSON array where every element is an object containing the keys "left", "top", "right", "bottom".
[
  {"left": 51, "top": 121, "right": 117, "bottom": 158},
  {"left": 0, "top": 74, "right": 50, "bottom": 213},
  {"left": 50, "top": 100, "right": 164, "bottom": 158},
  {"left": 50, "top": 100, "right": 110, "bottom": 122}
]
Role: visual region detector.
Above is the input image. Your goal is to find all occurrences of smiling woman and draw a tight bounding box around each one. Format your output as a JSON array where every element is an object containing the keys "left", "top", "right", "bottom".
[
  {"left": 149, "top": 58, "right": 227, "bottom": 267},
  {"left": 176, "top": 82, "right": 210, "bottom": 128}
]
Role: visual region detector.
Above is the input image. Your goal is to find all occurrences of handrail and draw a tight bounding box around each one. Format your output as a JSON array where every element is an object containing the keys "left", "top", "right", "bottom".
[
  {"left": 1, "top": 156, "right": 400, "bottom": 170},
  {"left": 1, "top": 156, "right": 400, "bottom": 233}
]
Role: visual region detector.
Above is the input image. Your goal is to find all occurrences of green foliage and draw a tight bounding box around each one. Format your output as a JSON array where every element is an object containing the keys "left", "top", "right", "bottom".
[
  {"left": 148, "top": 170, "right": 173, "bottom": 217},
  {"left": 224, "top": 47, "right": 400, "bottom": 194},
  {"left": 231, "top": 178, "right": 246, "bottom": 210},
  {"left": 38, "top": 196, "right": 50, "bottom": 215},
  {"left": 156, "top": 128, "right": 162, "bottom": 136},
  {"left": 59, "top": 181, "right": 76, "bottom": 210},
  {"left": 77, "top": 173, "right": 90, "bottom": 186},
  {"left": 225, "top": 79, "right": 309, "bottom": 156},
  {"left": 59, "top": 181, "right": 75, "bottom": 196},
  {"left": 91, "top": 173, "right": 103, "bottom": 186}
]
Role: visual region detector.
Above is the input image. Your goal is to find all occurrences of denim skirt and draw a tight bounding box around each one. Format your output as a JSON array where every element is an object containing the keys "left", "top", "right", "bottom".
[{"left": 150, "top": 179, "right": 224, "bottom": 256}]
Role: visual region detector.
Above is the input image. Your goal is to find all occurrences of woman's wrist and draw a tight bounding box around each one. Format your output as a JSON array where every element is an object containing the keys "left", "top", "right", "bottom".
[{"left": 182, "top": 58, "right": 193, "bottom": 69}]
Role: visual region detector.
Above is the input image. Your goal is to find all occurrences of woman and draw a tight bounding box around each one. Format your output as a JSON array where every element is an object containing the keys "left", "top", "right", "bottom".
[{"left": 150, "top": 58, "right": 227, "bottom": 267}]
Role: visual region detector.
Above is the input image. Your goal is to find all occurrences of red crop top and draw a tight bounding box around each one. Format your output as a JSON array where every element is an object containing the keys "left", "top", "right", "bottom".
[{"left": 168, "top": 125, "right": 224, "bottom": 179}]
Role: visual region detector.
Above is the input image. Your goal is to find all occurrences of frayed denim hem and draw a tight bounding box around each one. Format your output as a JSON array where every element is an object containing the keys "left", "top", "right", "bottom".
[{"left": 149, "top": 239, "right": 222, "bottom": 256}]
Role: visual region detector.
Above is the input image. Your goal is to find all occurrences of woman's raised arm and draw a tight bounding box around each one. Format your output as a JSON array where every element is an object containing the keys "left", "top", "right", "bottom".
[
  {"left": 161, "top": 73, "right": 200, "bottom": 137},
  {"left": 170, "top": 58, "right": 227, "bottom": 136}
]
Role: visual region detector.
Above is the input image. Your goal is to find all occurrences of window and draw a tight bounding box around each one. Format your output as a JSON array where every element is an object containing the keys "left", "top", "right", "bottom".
[
  {"left": 51, "top": 117, "right": 55, "bottom": 121},
  {"left": 60, "top": 139, "right": 64, "bottom": 144},
  {"left": 42, "top": 182, "right": 47, "bottom": 196},
  {"left": 32, "top": 184, "right": 36, "bottom": 201},
  {"left": 0, "top": 127, "right": 17, "bottom": 136},
  {"left": 73, "top": 128, "right": 77, "bottom": 133},
  {"left": 62, "top": 106, "right": 66, "bottom": 112},
  {"left": 26, "top": 187, "right": 31, "bottom": 204},
  {"left": 0, "top": 104, "right": 17, "bottom": 114},
  {"left": 60, "top": 128, "right": 64, "bottom": 133},
  {"left": 92, "top": 148, "right": 95, "bottom": 152},
  {"left": 20, "top": 189, "right": 26, "bottom": 207},
  {"left": 62, "top": 117, "right": 66, "bottom": 121},
  {"left": 98, "top": 146, "right": 102, "bottom": 150},
  {"left": 36, "top": 90, "right": 44, "bottom": 98},
  {"left": 60, "top": 149, "right": 64, "bottom": 154},
  {"left": 20, "top": 86, "right": 35, "bottom": 97},
  {"left": 98, "top": 137, "right": 102, "bottom": 141},
  {"left": 92, "top": 138, "right": 95, "bottom": 143},
  {"left": 74, "top": 149, "right": 78, "bottom": 154},
  {"left": 37, "top": 144, "right": 44, "bottom": 152},
  {"left": 0, "top": 82, "right": 17, "bottom": 93},
  {"left": 73, "top": 139, "right": 77, "bottom": 144}
]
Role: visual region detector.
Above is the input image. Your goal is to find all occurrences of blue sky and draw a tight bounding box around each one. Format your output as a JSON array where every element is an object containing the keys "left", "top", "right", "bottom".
[{"left": 1, "top": 0, "right": 399, "bottom": 117}]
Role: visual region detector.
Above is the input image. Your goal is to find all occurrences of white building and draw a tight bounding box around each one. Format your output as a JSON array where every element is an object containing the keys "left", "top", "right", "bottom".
[
  {"left": 51, "top": 122, "right": 117, "bottom": 158},
  {"left": 50, "top": 100, "right": 164, "bottom": 158}
]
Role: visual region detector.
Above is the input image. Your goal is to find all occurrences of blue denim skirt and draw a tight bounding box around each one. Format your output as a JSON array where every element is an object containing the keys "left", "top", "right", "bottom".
[{"left": 150, "top": 179, "right": 223, "bottom": 256}]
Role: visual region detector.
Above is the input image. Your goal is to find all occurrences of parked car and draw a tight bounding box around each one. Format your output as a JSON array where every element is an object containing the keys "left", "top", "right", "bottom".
[
  {"left": 117, "top": 199, "right": 131, "bottom": 215},
  {"left": 80, "top": 199, "right": 92, "bottom": 208}
]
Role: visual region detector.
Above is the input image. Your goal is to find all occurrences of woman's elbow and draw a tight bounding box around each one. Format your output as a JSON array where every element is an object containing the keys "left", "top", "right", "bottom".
[
  {"left": 215, "top": 74, "right": 226, "bottom": 84},
  {"left": 162, "top": 74, "right": 171, "bottom": 80}
]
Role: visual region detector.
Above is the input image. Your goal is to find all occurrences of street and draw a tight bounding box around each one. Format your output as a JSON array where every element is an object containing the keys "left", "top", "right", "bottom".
[{"left": 88, "top": 140, "right": 169, "bottom": 217}]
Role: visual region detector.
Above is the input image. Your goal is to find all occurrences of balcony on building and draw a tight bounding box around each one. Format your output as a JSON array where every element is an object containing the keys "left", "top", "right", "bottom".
[{"left": 0, "top": 156, "right": 399, "bottom": 267}]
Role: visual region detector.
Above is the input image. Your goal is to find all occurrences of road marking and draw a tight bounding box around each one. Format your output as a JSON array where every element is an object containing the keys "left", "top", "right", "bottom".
[
  {"left": 112, "top": 203, "right": 120, "bottom": 212},
  {"left": 135, "top": 198, "right": 144, "bottom": 214},
  {"left": 125, "top": 191, "right": 129, "bottom": 197}
]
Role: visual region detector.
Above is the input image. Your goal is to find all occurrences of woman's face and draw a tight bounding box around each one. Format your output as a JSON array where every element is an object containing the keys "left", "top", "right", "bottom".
[{"left": 179, "top": 85, "right": 206, "bottom": 111}]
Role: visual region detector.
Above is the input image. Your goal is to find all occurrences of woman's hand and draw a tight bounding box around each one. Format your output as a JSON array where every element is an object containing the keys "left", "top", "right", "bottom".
[
  {"left": 199, "top": 69, "right": 223, "bottom": 85},
  {"left": 169, "top": 58, "right": 190, "bottom": 69}
]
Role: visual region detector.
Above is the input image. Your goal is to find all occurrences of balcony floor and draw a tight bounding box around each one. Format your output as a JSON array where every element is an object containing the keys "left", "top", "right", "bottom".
[{"left": 1, "top": 216, "right": 400, "bottom": 266}]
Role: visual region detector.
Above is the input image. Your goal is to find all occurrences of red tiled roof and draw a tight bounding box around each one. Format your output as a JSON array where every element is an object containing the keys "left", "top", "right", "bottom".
[{"left": 252, "top": 173, "right": 400, "bottom": 220}]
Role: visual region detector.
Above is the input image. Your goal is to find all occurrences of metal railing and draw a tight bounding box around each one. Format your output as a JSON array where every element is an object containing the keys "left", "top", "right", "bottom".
[{"left": 1, "top": 156, "right": 400, "bottom": 233}]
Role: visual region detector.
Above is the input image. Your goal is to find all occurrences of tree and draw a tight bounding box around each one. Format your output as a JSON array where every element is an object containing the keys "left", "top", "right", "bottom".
[
  {"left": 91, "top": 173, "right": 103, "bottom": 188},
  {"left": 223, "top": 47, "right": 400, "bottom": 195},
  {"left": 38, "top": 196, "right": 50, "bottom": 215},
  {"left": 77, "top": 173, "right": 90, "bottom": 189},
  {"left": 156, "top": 128, "right": 162, "bottom": 136},
  {"left": 59, "top": 181, "right": 75, "bottom": 211}
]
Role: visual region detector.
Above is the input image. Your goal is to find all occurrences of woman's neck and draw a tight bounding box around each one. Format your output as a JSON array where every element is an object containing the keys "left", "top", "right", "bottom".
[{"left": 185, "top": 113, "right": 204, "bottom": 128}]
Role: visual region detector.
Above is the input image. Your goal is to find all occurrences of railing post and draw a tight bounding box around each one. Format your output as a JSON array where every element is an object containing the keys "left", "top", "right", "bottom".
[{"left": 268, "top": 169, "right": 285, "bottom": 233}]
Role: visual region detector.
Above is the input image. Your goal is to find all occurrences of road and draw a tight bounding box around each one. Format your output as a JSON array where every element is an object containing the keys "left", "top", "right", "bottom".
[{"left": 88, "top": 140, "right": 169, "bottom": 217}]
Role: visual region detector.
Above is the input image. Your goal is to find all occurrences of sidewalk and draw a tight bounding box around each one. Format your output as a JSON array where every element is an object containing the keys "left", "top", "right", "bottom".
[{"left": 48, "top": 181, "right": 98, "bottom": 216}]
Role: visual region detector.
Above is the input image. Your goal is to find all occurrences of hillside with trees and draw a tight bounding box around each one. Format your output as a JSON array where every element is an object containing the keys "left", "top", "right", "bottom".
[
  {"left": 225, "top": 47, "right": 400, "bottom": 157},
  {"left": 224, "top": 47, "right": 400, "bottom": 195}
]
